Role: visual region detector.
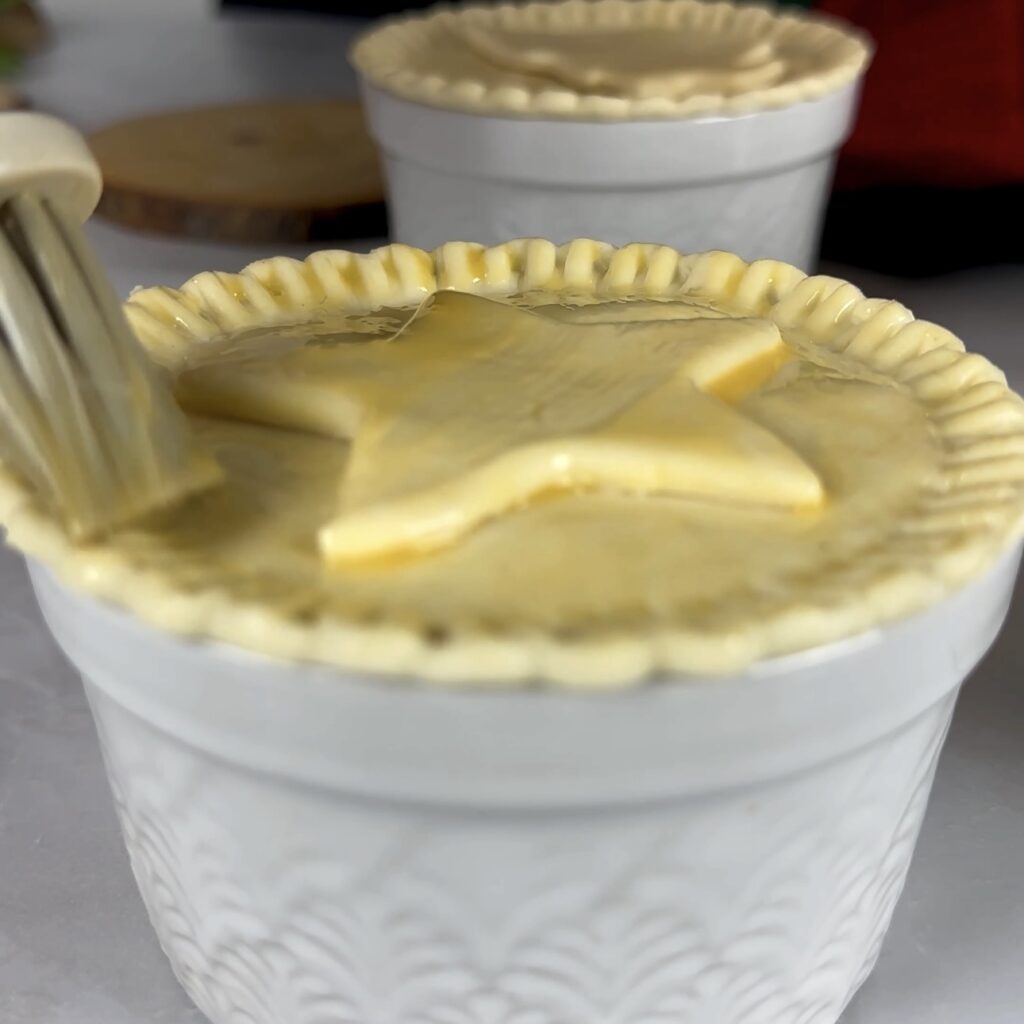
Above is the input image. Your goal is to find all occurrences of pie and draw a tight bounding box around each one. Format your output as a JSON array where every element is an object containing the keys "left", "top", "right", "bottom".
[
  {"left": 3, "top": 240, "right": 1022, "bottom": 686},
  {"left": 351, "top": 0, "right": 872, "bottom": 120}
]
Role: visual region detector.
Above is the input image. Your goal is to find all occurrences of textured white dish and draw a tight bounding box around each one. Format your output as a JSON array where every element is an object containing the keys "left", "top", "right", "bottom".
[
  {"left": 359, "top": 79, "right": 863, "bottom": 269},
  {"left": 28, "top": 542, "right": 1021, "bottom": 1024}
]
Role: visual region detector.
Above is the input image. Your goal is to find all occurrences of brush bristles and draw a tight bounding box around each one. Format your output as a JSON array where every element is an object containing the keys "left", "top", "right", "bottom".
[{"left": 0, "top": 193, "right": 221, "bottom": 539}]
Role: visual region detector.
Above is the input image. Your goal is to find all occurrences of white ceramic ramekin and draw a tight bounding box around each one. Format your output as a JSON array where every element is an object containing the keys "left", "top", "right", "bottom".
[
  {"left": 359, "top": 79, "right": 863, "bottom": 270},
  {"left": 29, "top": 541, "right": 1021, "bottom": 1024}
]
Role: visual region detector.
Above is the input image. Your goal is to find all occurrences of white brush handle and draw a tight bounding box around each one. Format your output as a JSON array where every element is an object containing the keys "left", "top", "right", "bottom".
[{"left": 0, "top": 113, "right": 102, "bottom": 223}]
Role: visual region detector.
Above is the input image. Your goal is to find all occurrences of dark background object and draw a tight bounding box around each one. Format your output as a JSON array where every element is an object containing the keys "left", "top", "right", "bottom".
[
  {"left": 817, "top": 0, "right": 1023, "bottom": 274},
  {"left": 221, "top": 0, "right": 816, "bottom": 13},
  {"left": 223, "top": 1, "right": 426, "bottom": 12},
  {"left": 821, "top": 185, "right": 1021, "bottom": 277}
]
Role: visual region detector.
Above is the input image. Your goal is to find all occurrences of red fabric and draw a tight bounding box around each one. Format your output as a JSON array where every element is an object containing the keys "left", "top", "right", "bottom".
[{"left": 816, "top": 0, "right": 1024, "bottom": 189}]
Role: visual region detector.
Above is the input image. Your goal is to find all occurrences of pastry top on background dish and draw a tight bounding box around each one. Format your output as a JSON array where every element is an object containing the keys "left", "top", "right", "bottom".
[
  {"left": 351, "top": 0, "right": 872, "bottom": 121},
  {"left": 2, "top": 240, "right": 1022, "bottom": 687}
]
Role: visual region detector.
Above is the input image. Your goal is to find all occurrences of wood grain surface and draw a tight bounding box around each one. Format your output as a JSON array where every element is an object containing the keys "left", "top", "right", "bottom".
[{"left": 88, "top": 99, "right": 387, "bottom": 242}]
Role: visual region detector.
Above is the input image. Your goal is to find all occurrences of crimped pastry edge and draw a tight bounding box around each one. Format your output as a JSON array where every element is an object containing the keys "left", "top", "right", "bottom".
[
  {"left": 350, "top": 0, "right": 873, "bottom": 122},
  {"left": 2, "top": 238, "right": 1023, "bottom": 688}
]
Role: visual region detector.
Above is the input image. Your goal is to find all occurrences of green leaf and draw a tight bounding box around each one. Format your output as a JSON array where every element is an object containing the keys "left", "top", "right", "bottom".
[
  {"left": 0, "top": 48, "right": 22, "bottom": 76},
  {"left": 0, "top": 47, "right": 21, "bottom": 76}
]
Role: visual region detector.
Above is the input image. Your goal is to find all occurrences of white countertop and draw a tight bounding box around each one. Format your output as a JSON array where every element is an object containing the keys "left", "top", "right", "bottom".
[{"left": 2, "top": 6, "right": 1023, "bottom": 1023}]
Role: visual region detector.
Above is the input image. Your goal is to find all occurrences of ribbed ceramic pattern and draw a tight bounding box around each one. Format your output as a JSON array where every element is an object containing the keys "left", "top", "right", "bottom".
[{"left": 89, "top": 687, "right": 955, "bottom": 1024}]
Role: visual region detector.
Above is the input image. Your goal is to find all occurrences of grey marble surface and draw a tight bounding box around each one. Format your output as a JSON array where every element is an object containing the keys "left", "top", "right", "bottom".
[{"left": 2, "top": 5, "right": 1024, "bottom": 1023}]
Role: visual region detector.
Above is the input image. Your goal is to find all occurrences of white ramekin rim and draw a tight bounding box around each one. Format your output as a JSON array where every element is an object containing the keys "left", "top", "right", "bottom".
[
  {"left": 30, "top": 542, "right": 1021, "bottom": 808},
  {"left": 359, "top": 78, "right": 863, "bottom": 186}
]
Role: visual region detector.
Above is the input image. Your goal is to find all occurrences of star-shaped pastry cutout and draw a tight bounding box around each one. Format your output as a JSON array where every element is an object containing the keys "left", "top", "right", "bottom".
[{"left": 179, "top": 292, "right": 823, "bottom": 566}]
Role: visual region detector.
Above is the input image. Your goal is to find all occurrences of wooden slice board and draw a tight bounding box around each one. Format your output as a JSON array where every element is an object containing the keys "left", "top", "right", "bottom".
[{"left": 87, "top": 100, "right": 387, "bottom": 243}]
